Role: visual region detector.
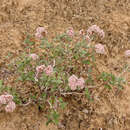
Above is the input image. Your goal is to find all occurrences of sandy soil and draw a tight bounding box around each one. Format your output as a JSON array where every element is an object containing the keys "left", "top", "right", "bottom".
[{"left": 0, "top": 0, "right": 130, "bottom": 130}]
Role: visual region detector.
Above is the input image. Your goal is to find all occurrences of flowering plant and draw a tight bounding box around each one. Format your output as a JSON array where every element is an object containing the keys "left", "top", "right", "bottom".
[{"left": 11, "top": 26, "right": 126, "bottom": 125}]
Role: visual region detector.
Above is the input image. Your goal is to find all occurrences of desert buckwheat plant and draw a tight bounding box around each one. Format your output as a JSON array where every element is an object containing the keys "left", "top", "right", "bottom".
[{"left": 4, "top": 25, "right": 127, "bottom": 125}]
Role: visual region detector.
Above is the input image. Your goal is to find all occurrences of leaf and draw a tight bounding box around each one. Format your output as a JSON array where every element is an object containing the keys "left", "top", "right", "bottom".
[
  {"left": 56, "top": 79, "right": 63, "bottom": 84},
  {"left": 100, "top": 72, "right": 109, "bottom": 81},
  {"left": 41, "top": 93, "right": 46, "bottom": 100},
  {"left": 104, "top": 84, "right": 112, "bottom": 90},
  {"left": 60, "top": 102, "right": 67, "bottom": 109},
  {"left": 0, "top": 80, "right": 3, "bottom": 88},
  {"left": 46, "top": 119, "right": 52, "bottom": 126},
  {"left": 59, "top": 98, "right": 67, "bottom": 109},
  {"left": 111, "top": 74, "right": 116, "bottom": 82},
  {"left": 117, "top": 84, "right": 123, "bottom": 90},
  {"left": 82, "top": 60, "right": 90, "bottom": 64},
  {"left": 52, "top": 111, "right": 59, "bottom": 125},
  {"left": 85, "top": 88, "right": 91, "bottom": 100}
]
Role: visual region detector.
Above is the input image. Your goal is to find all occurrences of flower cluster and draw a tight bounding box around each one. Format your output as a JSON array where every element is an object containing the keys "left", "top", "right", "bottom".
[
  {"left": 85, "top": 35, "right": 91, "bottom": 43},
  {"left": 95, "top": 43, "right": 106, "bottom": 54},
  {"left": 79, "top": 29, "right": 85, "bottom": 35},
  {"left": 66, "top": 27, "right": 74, "bottom": 37},
  {"left": 5, "top": 101, "right": 16, "bottom": 113},
  {"left": 124, "top": 50, "right": 130, "bottom": 58},
  {"left": 0, "top": 93, "right": 16, "bottom": 112},
  {"left": 29, "top": 53, "right": 39, "bottom": 60},
  {"left": 35, "top": 65, "right": 53, "bottom": 81},
  {"left": 68, "top": 75, "right": 85, "bottom": 90},
  {"left": 35, "top": 27, "right": 47, "bottom": 39},
  {"left": 87, "top": 25, "right": 105, "bottom": 38},
  {"left": 44, "top": 65, "right": 53, "bottom": 76}
]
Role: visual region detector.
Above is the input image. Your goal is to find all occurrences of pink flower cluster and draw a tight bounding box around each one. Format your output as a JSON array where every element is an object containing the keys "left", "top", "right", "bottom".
[
  {"left": 85, "top": 35, "right": 91, "bottom": 43},
  {"left": 5, "top": 101, "right": 16, "bottom": 113},
  {"left": 29, "top": 53, "right": 39, "bottom": 60},
  {"left": 79, "top": 29, "right": 91, "bottom": 42},
  {"left": 66, "top": 27, "right": 74, "bottom": 37},
  {"left": 36, "top": 65, "right": 45, "bottom": 74},
  {"left": 87, "top": 25, "right": 105, "bottom": 38},
  {"left": 44, "top": 65, "right": 53, "bottom": 76},
  {"left": 124, "top": 50, "right": 130, "bottom": 58},
  {"left": 35, "top": 65, "right": 53, "bottom": 81},
  {"left": 95, "top": 43, "right": 106, "bottom": 54},
  {"left": 79, "top": 29, "right": 85, "bottom": 35},
  {"left": 0, "top": 94, "right": 13, "bottom": 104},
  {"left": 0, "top": 93, "right": 16, "bottom": 112},
  {"left": 35, "top": 27, "right": 47, "bottom": 39},
  {"left": 68, "top": 75, "right": 85, "bottom": 90}
]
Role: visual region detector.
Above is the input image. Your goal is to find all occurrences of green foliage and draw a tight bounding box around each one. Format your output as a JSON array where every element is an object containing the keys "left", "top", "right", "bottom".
[
  {"left": 99, "top": 72, "right": 125, "bottom": 90},
  {"left": 41, "top": 39, "right": 53, "bottom": 49},
  {"left": 59, "top": 97, "right": 67, "bottom": 109},
  {"left": 85, "top": 88, "right": 92, "bottom": 101},
  {"left": 54, "top": 33, "right": 72, "bottom": 42},
  {"left": 46, "top": 110, "right": 60, "bottom": 126},
  {"left": 24, "top": 35, "right": 35, "bottom": 45}
]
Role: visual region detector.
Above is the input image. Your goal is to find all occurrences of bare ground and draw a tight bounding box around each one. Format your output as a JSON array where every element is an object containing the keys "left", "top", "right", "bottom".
[{"left": 0, "top": 0, "right": 130, "bottom": 130}]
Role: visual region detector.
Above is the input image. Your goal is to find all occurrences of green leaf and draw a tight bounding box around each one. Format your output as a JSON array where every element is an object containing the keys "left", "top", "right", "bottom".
[
  {"left": 100, "top": 72, "right": 109, "bottom": 81},
  {"left": 24, "top": 35, "right": 35, "bottom": 45},
  {"left": 13, "top": 93, "right": 21, "bottom": 104},
  {"left": 52, "top": 111, "right": 59, "bottom": 125},
  {"left": 59, "top": 98, "right": 67, "bottom": 109},
  {"left": 41, "top": 93, "right": 46, "bottom": 99},
  {"left": 82, "top": 60, "right": 90, "bottom": 64},
  {"left": 111, "top": 74, "right": 116, "bottom": 82},
  {"left": 104, "top": 84, "right": 112, "bottom": 90},
  {"left": 0, "top": 80, "right": 3, "bottom": 88},
  {"left": 117, "top": 84, "right": 123, "bottom": 90},
  {"left": 56, "top": 79, "right": 63, "bottom": 84},
  {"left": 46, "top": 119, "right": 52, "bottom": 126},
  {"left": 85, "top": 88, "right": 91, "bottom": 100}
]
